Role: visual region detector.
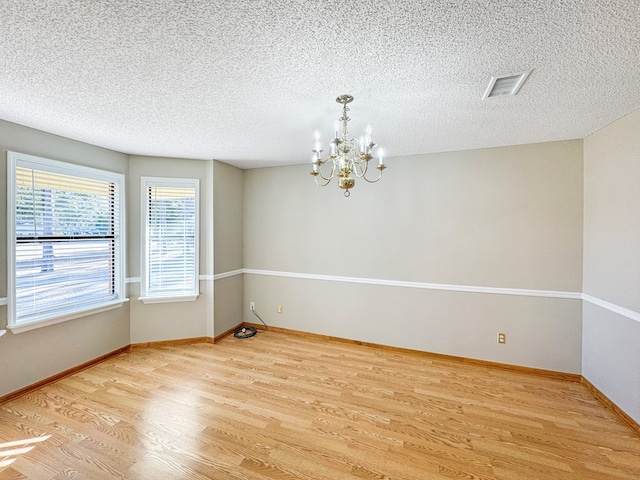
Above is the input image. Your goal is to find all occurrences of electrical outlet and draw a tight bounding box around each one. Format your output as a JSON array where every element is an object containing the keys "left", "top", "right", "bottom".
[
  {"left": 277, "top": 304, "right": 283, "bottom": 314},
  {"left": 497, "top": 333, "right": 506, "bottom": 344},
  {"left": 250, "top": 301, "right": 255, "bottom": 311}
]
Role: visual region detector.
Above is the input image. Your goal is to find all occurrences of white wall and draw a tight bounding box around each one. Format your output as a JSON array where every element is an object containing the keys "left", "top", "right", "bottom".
[
  {"left": 243, "top": 141, "right": 584, "bottom": 373},
  {"left": 583, "top": 108, "right": 640, "bottom": 424}
]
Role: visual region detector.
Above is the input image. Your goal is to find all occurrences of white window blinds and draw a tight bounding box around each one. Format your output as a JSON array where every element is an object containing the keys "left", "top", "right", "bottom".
[
  {"left": 142, "top": 178, "right": 199, "bottom": 300},
  {"left": 8, "top": 152, "right": 125, "bottom": 328}
]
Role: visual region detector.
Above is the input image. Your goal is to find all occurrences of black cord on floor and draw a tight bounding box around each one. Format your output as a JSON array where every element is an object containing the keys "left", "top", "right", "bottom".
[
  {"left": 234, "top": 325, "right": 257, "bottom": 339},
  {"left": 252, "top": 309, "right": 268, "bottom": 330},
  {"left": 234, "top": 309, "right": 268, "bottom": 339}
]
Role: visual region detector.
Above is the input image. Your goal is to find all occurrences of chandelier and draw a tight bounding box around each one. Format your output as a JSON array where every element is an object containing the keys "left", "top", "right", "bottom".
[{"left": 310, "top": 94, "right": 386, "bottom": 197}]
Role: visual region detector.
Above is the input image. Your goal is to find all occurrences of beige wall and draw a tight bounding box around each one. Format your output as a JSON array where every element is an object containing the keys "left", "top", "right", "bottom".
[
  {"left": 0, "top": 126, "right": 244, "bottom": 395},
  {"left": 214, "top": 274, "right": 243, "bottom": 337},
  {"left": 583, "top": 110, "right": 640, "bottom": 310},
  {"left": 214, "top": 161, "right": 243, "bottom": 275},
  {"left": 244, "top": 141, "right": 584, "bottom": 373},
  {"left": 0, "top": 120, "right": 130, "bottom": 396},
  {"left": 3, "top": 106, "right": 638, "bottom": 425},
  {"left": 128, "top": 156, "right": 214, "bottom": 344},
  {"left": 245, "top": 142, "right": 583, "bottom": 290},
  {"left": 583, "top": 108, "right": 640, "bottom": 424},
  {"left": 213, "top": 161, "right": 244, "bottom": 336},
  {"left": 245, "top": 275, "right": 582, "bottom": 371},
  {"left": 0, "top": 124, "right": 246, "bottom": 397}
]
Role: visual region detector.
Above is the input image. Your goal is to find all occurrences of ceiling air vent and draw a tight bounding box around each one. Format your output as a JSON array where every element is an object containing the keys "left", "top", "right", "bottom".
[{"left": 482, "top": 70, "right": 532, "bottom": 99}]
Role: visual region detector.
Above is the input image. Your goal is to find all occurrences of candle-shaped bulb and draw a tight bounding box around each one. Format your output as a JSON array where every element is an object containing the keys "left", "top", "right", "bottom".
[
  {"left": 378, "top": 148, "right": 384, "bottom": 165},
  {"left": 359, "top": 136, "right": 365, "bottom": 153},
  {"left": 314, "top": 140, "right": 321, "bottom": 152},
  {"left": 365, "top": 124, "right": 373, "bottom": 136},
  {"left": 333, "top": 120, "right": 340, "bottom": 138},
  {"left": 314, "top": 130, "right": 320, "bottom": 141}
]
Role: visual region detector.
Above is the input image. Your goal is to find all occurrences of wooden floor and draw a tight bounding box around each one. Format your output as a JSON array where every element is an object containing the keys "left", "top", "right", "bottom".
[{"left": 1, "top": 331, "right": 639, "bottom": 479}]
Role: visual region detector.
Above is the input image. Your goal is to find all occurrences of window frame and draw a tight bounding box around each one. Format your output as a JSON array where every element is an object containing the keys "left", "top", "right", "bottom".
[
  {"left": 7, "top": 151, "right": 127, "bottom": 333},
  {"left": 139, "top": 176, "right": 200, "bottom": 304}
]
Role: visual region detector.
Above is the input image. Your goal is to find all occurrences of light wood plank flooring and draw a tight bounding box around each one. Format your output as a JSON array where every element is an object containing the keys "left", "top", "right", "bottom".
[{"left": 1, "top": 330, "right": 639, "bottom": 479}]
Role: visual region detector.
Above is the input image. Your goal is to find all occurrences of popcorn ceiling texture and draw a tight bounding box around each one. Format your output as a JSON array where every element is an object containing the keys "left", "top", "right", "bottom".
[{"left": 0, "top": 0, "right": 639, "bottom": 168}]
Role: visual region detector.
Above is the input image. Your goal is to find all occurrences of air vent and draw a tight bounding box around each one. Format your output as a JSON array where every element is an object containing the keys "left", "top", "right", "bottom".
[{"left": 482, "top": 70, "right": 532, "bottom": 99}]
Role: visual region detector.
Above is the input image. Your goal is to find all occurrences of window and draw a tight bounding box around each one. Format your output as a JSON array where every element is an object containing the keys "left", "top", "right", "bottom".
[
  {"left": 7, "top": 152, "right": 126, "bottom": 332},
  {"left": 140, "top": 177, "right": 199, "bottom": 303}
]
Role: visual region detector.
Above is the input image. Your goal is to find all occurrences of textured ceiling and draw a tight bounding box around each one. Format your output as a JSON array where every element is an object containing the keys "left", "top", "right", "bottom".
[{"left": 1, "top": 1, "right": 639, "bottom": 169}]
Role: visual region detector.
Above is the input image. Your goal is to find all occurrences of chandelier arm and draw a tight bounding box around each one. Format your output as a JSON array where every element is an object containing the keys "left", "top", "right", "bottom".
[
  {"left": 313, "top": 175, "right": 332, "bottom": 187},
  {"left": 352, "top": 158, "right": 369, "bottom": 178},
  {"left": 316, "top": 160, "right": 336, "bottom": 182},
  {"left": 361, "top": 168, "right": 384, "bottom": 184}
]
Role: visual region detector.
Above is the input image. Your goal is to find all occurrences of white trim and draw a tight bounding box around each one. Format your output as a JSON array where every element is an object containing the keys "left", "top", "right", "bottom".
[
  {"left": 213, "top": 269, "right": 244, "bottom": 281},
  {"left": 7, "top": 151, "right": 127, "bottom": 328},
  {"left": 242, "top": 268, "right": 640, "bottom": 323},
  {"left": 7, "top": 299, "right": 128, "bottom": 334},
  {"left": 140, "top": 176, "right": 200, "bottom": 299},
  {"left": 6, "top": 268, "right": 638, "bottom": 325},
  {"left": 243, "top": 269, "right": 582, "bottom": 299},
  {"left": 582, "top": 294, "right": 640, "bottom": 324},
  {"left": 0, "top": 329, "right": 6, "bottom": 338},
  {"left": 125, "top": 275, "right": 220, "bottom": 283},
  {"left": 138, "top": 294, "right": 199, "bottom": 304}
]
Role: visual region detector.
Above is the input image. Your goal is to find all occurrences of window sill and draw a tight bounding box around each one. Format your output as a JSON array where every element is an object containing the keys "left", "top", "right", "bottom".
[
  {"left": 138, "top": 294, "right": 199, "bottom": 304},
  {"left": 8, "top": 299, "right": 129, "bottom": 334}
]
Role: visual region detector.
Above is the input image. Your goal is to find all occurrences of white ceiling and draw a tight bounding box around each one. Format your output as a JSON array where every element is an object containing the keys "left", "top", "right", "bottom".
[{"left": 1, "top": 1, "right": 639, "bottom": 169}]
